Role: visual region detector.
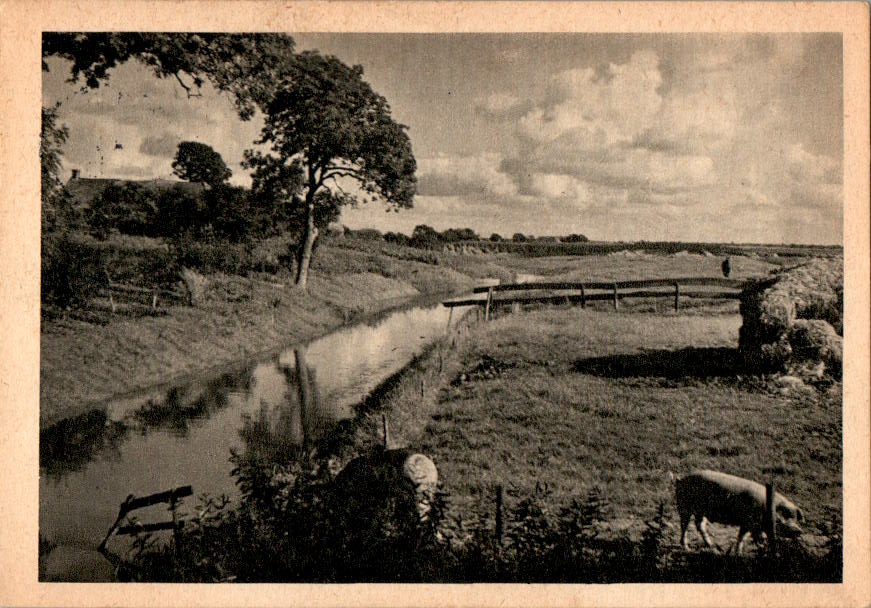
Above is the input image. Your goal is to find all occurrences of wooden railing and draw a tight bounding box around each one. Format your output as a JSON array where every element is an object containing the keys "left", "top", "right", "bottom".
[
  {"left": 100, "top": 281, "right": 188, "bottom": 313},
  {"left": 443, "top": 276, "right": 747, "bottom": 314}
]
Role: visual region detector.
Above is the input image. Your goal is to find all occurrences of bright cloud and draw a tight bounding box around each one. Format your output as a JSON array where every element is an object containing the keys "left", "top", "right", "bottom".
[
  {"left": 416, "top": 153, "right": 518, "bottom": 198},
  {"left": 517, "top": 50, "right": 663, "bottom": 147}
]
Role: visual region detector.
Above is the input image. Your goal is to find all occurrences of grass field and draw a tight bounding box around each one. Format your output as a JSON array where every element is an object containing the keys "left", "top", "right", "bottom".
[{"left": 353, "top": 304, "right": 841, "bottom": 552}]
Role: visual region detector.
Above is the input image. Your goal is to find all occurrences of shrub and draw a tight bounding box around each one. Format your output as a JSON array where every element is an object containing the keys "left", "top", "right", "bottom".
[
  {"left": 153, "top": 185, "right": 209, "bottom": 238},
  {"left": 86, "top": 182, "right": 158, "bottom": 239},
  {"left": 169, "top": 234, "right": 254, "bottom": 275},
  {"left": 410, "top": 224, "right": 442, "bottom": 249},
  {"left": 348, "top": 228, "right": 383, "bottom": 241},
  {"left": 204, "top": 184, "right": 253, "bottom": 243},
  {"left": 384, "top": 232, "right": 411, "bottom": 246},
  {"left": 41, "top": 234, "right": 107, "bottom": 308}
]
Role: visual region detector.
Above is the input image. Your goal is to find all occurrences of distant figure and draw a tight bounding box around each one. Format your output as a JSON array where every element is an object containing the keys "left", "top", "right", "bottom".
[{"left": 721, "top": 257, "right": 731, "bottom": 278}]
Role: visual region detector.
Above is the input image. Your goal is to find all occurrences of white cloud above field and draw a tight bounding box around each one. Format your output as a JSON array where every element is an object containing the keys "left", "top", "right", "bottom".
[{"left": 43, "top": 33, "right": 843, "bottom": 244}]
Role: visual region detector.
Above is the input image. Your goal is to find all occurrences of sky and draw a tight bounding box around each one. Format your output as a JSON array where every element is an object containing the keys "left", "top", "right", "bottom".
[{"left": 43, "top": 33, "right": 843, "bottom": 244}]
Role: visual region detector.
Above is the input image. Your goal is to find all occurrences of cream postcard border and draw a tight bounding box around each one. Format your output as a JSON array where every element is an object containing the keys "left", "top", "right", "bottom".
[{"left": 1, "top": 2, "right": 868, "bottom": 606}]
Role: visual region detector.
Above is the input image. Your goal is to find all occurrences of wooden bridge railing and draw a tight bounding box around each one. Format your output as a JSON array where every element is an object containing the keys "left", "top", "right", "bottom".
[
  {"left": 470, "top": 276, "right": 745, "bottom": 294},
  {"left": 445, "top": 276, "right": 748, "bottom": 313}
]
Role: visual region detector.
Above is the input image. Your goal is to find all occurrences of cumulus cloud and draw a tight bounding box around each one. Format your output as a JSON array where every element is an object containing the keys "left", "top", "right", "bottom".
[
  {"left": 787, "top": 144, "right": 840, "bottom": 184},
  {"left": 474, "top": 92, "right": 529, "bottom": 117},
  {"left": 416, "top": 153, "right": 518, "bottom": 198},
  {"left": 528, "top": 173, "right": 592, "bottom": 204},
  {"left": 517, "top": 50, "right": 662, "bottom": 147}
]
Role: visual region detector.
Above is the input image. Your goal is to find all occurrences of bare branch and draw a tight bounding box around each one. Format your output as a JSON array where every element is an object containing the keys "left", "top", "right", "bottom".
[{"left": 173, "top": 72, "right": 203, "bottom": 98}]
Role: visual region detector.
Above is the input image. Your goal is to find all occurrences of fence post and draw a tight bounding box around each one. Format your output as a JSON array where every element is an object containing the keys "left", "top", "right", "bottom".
[
  {"left": 673, "top": 282, "right": 680, "bottom": 312},
  {"left": 764, "top": 481, "right": 776, "bottom": 554},
  {"left": 152, "top": 287, "right": 159, "bottom": 313},
  {"left": 446, "top": 307, "right": 453, "bottom": 333},
  {"left": 382, "top": 414, "right": 389, "bottom": 449},
  {"left": 485, "top": 287, "right": 493, "bottom": 321},
  {"left": 612, "top": 283, "right": 619, "bottom": 310},
  {"left": 420, "top": 378, "right": 426, "bottom": 400},
  {"left": 580, "top": 284, "right": 585, "bottom": 309}
]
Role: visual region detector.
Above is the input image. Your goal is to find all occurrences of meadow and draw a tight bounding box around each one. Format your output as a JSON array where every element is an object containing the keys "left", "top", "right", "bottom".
[{"left": 42, "top": 232, "right": 842, "bottom": 581}]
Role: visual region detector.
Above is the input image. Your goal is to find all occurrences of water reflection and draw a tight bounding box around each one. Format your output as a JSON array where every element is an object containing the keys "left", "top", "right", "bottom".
[{"left": 40, "top": 301, "right": 464, "bottom": 548}]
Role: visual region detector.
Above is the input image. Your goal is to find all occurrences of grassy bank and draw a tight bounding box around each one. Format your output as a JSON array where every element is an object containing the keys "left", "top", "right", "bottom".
[
  {"left": 342, "top": 303, "right": 841, "bottom": 552},
  {"left": 39, "top": 236, "right": 478, "bottom": 429},
  {"left": 38, "top": 237, "right": 780, "bottom": 430}
]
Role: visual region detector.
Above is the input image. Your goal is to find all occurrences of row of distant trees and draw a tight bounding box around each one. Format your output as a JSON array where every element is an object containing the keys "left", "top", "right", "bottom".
[{"left": 345, "top": 224, "right": 588, "bottom": 248}]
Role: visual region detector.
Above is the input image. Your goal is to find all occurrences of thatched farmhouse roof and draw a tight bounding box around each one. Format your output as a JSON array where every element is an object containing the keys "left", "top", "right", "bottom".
[{"left": 65, "top": 172, "right": 204, "bottom": 208}]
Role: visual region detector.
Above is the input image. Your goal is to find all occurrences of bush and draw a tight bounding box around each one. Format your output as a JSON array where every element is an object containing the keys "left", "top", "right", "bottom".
[
  {"left": 205, "top": 184, "right": 253, "bottom": 243},
  {"left": 348, "top": 228, "right": 383, "bottom": 241},
  {"left": 153, "top": 185, "right": 209, "bottom": 238},
  {"left": 384, "top": 232, "right": 411, "bottom": 246},
  {"left": 410, "top": 225, "right": 442, "bottom": 249},
  {"left": 122, "top": 463, "right": 842, "bottom": 584},
  {"left": 86, "top": 183, "right": 158, "bottom": 239},
  {"left": 41, "top": 234, "right": 107, "bottom": 308},
  {"left": 169, "top": 234, "right": 254, "bottom": 275}
]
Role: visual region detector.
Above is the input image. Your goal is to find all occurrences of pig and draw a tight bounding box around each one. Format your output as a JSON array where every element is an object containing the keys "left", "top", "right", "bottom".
[{"left": 674, "top": 469, "right": 804, "bottom": 554}]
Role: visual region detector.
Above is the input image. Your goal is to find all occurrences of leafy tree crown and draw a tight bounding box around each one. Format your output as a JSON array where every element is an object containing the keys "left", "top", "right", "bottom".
[{"left": 172, "top": 141, "right": 232, "bottom": 187}]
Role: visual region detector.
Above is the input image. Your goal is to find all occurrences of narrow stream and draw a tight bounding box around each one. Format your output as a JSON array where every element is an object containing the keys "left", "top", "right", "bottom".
[{"left": 40, "top": 299, "right": 470, "bottom": 551}]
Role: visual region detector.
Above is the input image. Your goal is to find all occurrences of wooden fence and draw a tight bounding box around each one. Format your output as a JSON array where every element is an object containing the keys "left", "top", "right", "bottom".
[
  {"left": 443, "top": 276, "right": 747, "bottom": 315},
  {"left": 100, "top": 281, "right": 189, "bottom": 313}
]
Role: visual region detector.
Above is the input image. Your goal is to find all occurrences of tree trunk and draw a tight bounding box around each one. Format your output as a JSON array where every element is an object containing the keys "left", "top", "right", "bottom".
[{"left": 293, "top": 191, "right": 318, "bottom": 289}]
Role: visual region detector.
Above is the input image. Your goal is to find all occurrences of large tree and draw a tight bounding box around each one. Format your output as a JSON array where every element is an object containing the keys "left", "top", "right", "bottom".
[
  {"left": 172, "top": 141, "right": 232, "bottom": 187},
  {"left": 245, "top": 51, "right": 417, "bottom": 288}
]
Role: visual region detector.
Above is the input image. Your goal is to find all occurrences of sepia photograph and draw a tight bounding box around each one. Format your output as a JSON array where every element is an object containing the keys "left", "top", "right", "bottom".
[{"left": 1, "top": 1, "right": 869, "bottom": 606}]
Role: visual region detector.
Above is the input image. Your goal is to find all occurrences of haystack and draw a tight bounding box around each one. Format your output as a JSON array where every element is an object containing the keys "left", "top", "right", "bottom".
[{"left": 739, "top": 257, "right": 843, "bottom": 378}]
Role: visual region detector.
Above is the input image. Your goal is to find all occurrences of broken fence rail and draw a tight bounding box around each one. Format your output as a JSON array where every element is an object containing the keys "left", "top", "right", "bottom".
[{"left": 98, "top": 485, "right": 193, "bottom": 554}]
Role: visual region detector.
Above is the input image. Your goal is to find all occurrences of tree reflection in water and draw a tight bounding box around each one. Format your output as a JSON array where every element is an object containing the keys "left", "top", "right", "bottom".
[
  {"left": 40, "top": 368, "right": 253, "bottom": 479},
  {"left": 237, "top": 347, "right": 322, "bottom": 471}
]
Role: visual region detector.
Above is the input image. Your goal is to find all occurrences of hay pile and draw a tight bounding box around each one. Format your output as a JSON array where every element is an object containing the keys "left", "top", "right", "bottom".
[{"left": 739, "top": 257, "right": 843, "bottom": 378}]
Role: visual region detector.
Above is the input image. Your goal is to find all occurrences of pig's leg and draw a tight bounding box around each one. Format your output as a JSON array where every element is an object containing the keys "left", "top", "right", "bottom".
[
  {"left": 679, "top": 511, "right": 692, "bottom": 550},
  {"left": 734, "top": 527, "right": 749, "bottom": 555},
  {"left": 697, "top": 517, "right": 718, "bottom": 552}
]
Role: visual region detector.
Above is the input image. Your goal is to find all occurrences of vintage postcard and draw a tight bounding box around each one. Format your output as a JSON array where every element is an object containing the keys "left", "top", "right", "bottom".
[{"left": 1, "top": 1, "right": 869, "bottom": 606}]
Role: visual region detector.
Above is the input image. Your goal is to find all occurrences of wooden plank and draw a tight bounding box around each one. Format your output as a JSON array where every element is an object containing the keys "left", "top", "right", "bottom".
[
  {"left": 617, "top": 277, "right": 744, "bottom": 289},
  {"left": 484, "top": 287, "right": 493, "bottom": 321},
  {"left": 124, "top": 485, "right": 193, "bottom": 511}
]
